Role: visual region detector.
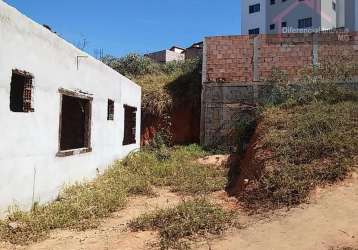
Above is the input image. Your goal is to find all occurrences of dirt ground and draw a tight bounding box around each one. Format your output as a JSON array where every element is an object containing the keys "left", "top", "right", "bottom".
[
  {"left": 199, "top": 171, "right": 358, "bottom": 250},
  {"left": 196, "top": 154, "right": 230, "bottom": 167},
  {"left": 1, "top": 166, "right": 358, "bottom": 250},
  {"left": 0, "top": 188, "right": 185, "bottom": 250}
]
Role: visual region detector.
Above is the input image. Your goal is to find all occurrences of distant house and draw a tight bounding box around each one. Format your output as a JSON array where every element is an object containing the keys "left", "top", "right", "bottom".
[
  {"left": 185, "top": 42, "right": 203, "bottom": 60},
  {"left": 169, "top": 46, "right": 185, "bottom": 54},
  {"left": 145, "top": 46, "right": 185, "bottom": 63}
]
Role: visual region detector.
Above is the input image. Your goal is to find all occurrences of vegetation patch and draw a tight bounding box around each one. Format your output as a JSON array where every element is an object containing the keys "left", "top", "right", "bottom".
[
  {"left": 102, "top": 54, "right": 202, "bottom": 116},
  {"left": 240, "top": 62, "right": 358, "bottom": 211},
  {"left": 123, "top": 144, "right": 227, "bottom": 195},
  {"left": 0, "top": 145, "right": 226, "bottom": 245},
  {"left": 128, "top": 198, "right": 236, "bottom": 250}
]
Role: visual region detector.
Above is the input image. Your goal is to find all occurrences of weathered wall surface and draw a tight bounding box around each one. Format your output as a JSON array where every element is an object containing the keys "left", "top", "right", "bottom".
[
  {"left": 141, "top": 103, "right": 200, "bottom": 146},
  {"left": 165, "top": 50, "right": 185, "bottom": 62},
  {"left": 185, "top": 47, "right": 203, "bottom": 60},
  {"left": 201, "top": 82, "right": 271, "bottom": 147},
  {"left": 145, "top": 50, "right": 167, "bottom": 63},
  {"left": 0, "top": 2, "right": 141, "bottom": 214},
  {"left": 201, "top": 32, "right": 358, "bottom": 148}
]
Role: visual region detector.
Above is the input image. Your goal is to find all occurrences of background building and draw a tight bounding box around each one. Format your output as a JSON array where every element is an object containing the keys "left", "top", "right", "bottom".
[
  {"left": 145, "top": 46, "right": 185, "bottom": 63},
  {"left": 344, "top": 0, "right": 358, "bottom": 32},
  {"left": 241, "top": 0, "right": 357, "bottom": 35},
  {"left": 185, "top": 42, "right": 204, "bottom": 61}
]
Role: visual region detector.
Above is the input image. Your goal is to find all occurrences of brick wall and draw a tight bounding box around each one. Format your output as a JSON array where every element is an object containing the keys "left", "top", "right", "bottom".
[
  {"left": 204, "top": 32, "right": 358, "bottom": 84},
  {"left": 201, "top": 32, "right": 358, "bottom": 148}
]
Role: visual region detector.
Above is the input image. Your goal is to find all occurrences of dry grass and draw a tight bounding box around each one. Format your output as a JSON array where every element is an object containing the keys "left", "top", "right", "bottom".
[
  {"left": 239, "top": 59, "right": 358, "bottom": 211},
  {"left": 241, "top": 101, "right": 358, "bottom": 211},
  {"left": 123, "top": 145, "right": 227, "bottom": 195},
  {"left": 102, "top": 54, "right": 202, "bottom": 116},
  {"left": 135, "top": 60, "right": 202, "bottom": 116},
  {"left": 0, "top": 145, "right": 227, "bottom": 245},
  {"left": 128, "top": 198, "right": 236, "bottom": 250}
]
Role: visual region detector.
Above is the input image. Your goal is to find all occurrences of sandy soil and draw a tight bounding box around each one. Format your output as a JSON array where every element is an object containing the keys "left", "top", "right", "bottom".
[
  {"left": 198, "top": 171, "right": 358, "bottom": 250},
  {"left": 196, "top": 154, "right": 230, "bottom": 167},
  {"left": 1, "top": 165, "right": 358, "bottom": 250},
  {"left": 0, "top": 188, "right": 184, "bottom": 250}
]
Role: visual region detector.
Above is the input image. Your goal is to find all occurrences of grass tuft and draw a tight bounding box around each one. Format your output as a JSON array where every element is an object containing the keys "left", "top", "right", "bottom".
[{"left": 128, "top": 198, "right": 236, "bottom": 250}]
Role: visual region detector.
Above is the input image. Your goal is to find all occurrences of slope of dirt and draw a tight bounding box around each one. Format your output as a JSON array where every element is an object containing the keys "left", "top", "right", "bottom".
[
  {"left": 226, "top": 122, "right": 269, "bottom": 196},
  {"left": 0, "top": 188, "right": 184, "bottom": 250},
  {"left": 198, "top": 171, "right": 358, "bottom": 250}
]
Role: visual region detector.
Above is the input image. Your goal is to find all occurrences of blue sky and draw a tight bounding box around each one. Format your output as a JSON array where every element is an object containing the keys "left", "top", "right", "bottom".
[{"left": 4, "top": 0, "right": 242, "bottom": 57}]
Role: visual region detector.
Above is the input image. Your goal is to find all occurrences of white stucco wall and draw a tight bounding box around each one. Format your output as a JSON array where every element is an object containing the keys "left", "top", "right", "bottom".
[
  {"left": 320, "top": 0, "right": 337, "bottom": 30},
  {"left": 0, "top": 1, "right": 141, "bottom": 215},
  {"left": 243, "top": 0, "right": 343, "bottom": 34}
]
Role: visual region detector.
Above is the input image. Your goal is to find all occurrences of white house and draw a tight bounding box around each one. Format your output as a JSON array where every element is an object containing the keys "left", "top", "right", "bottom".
[
  {"left": 0, "top": 1, "right": 141, "bottom": 214},
  {"left": 241, "top": 0, "right": 358, "bottom": 35},
  {"left": 144, "top": 46, "right": 185, "bottom": 63}
]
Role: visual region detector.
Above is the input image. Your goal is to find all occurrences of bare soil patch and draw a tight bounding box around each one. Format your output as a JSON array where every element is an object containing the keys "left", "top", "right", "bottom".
[
  {"left": 197, "top": 170, "right": 358, "bottom": 250},
  {"left": 0, "top": 188, "right": 184, "bottom": 250}
]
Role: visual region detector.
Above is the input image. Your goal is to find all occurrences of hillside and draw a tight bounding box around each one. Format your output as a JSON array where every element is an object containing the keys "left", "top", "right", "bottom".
[{"left": 102, "top": 54, "right": 202, "bottom": 145}]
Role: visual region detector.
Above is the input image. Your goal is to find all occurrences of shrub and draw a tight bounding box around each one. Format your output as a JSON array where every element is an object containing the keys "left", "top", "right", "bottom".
[{"left": 101, "top": 54, "right": 160, "bottom": 78}]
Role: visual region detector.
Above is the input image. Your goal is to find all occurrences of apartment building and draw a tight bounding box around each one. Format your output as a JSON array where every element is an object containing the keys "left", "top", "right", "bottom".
[
  {"left": 344, "top": 0, "right": 358, "bottom": 32},
  {"left": 241, "top": 0, "right": 357, "bottom": 34}
]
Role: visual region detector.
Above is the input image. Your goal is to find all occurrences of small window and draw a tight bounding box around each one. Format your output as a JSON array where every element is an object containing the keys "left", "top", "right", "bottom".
[
  {"left": 107, "top": 99, "right": 114, "bottom": 121},
  {"left": 332, "top": 1, "right": 336, "bottom": 11},
  {"left": 123, "top": 105, "right": 137, "bottom": 145},
  {"left": 270, "top": 0, "right": 276, "bottom": 5},
  {"left": 248, "top": 28, "right": 260, "bottom": 35},
  {"left": 282, "top": 21, "right": 287, "bottom": 28},
  {"left": 270, "top": 24, "right": 275, "bottom": 30},
  {"left": 57, "top": 89, "right": 92, "bottom": 157},
  {"left": 298, "top": 17, "right": 313, "bottom": 28},
  {"left": 10, "top": 69, "right": 34, "bottom": 112},
  {"left": 249, "top": 4, "right": 260, "bottom": 14}
]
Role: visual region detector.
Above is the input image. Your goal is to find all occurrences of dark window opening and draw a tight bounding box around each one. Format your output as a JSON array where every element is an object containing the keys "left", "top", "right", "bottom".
[
  {"left": 249, "top": 28, "right": 260, "bottom": 35},
  {"left": 59, "top": 94, "right": 92, "bottom": 152},
  {"left": 10, "top": 69, "right": 34, "bottom": 112},
  {"left": 123, "top": 105, "right": 137, "bottom": 145},
  {"left": 249, "top": 3, "right": 260, "bottom": 14},
  {"left": 107, "top": 99, "right": 114, "bottom": 121},
  {"left": 298, "top": 17, "right": 313, "bottom": 29}
]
